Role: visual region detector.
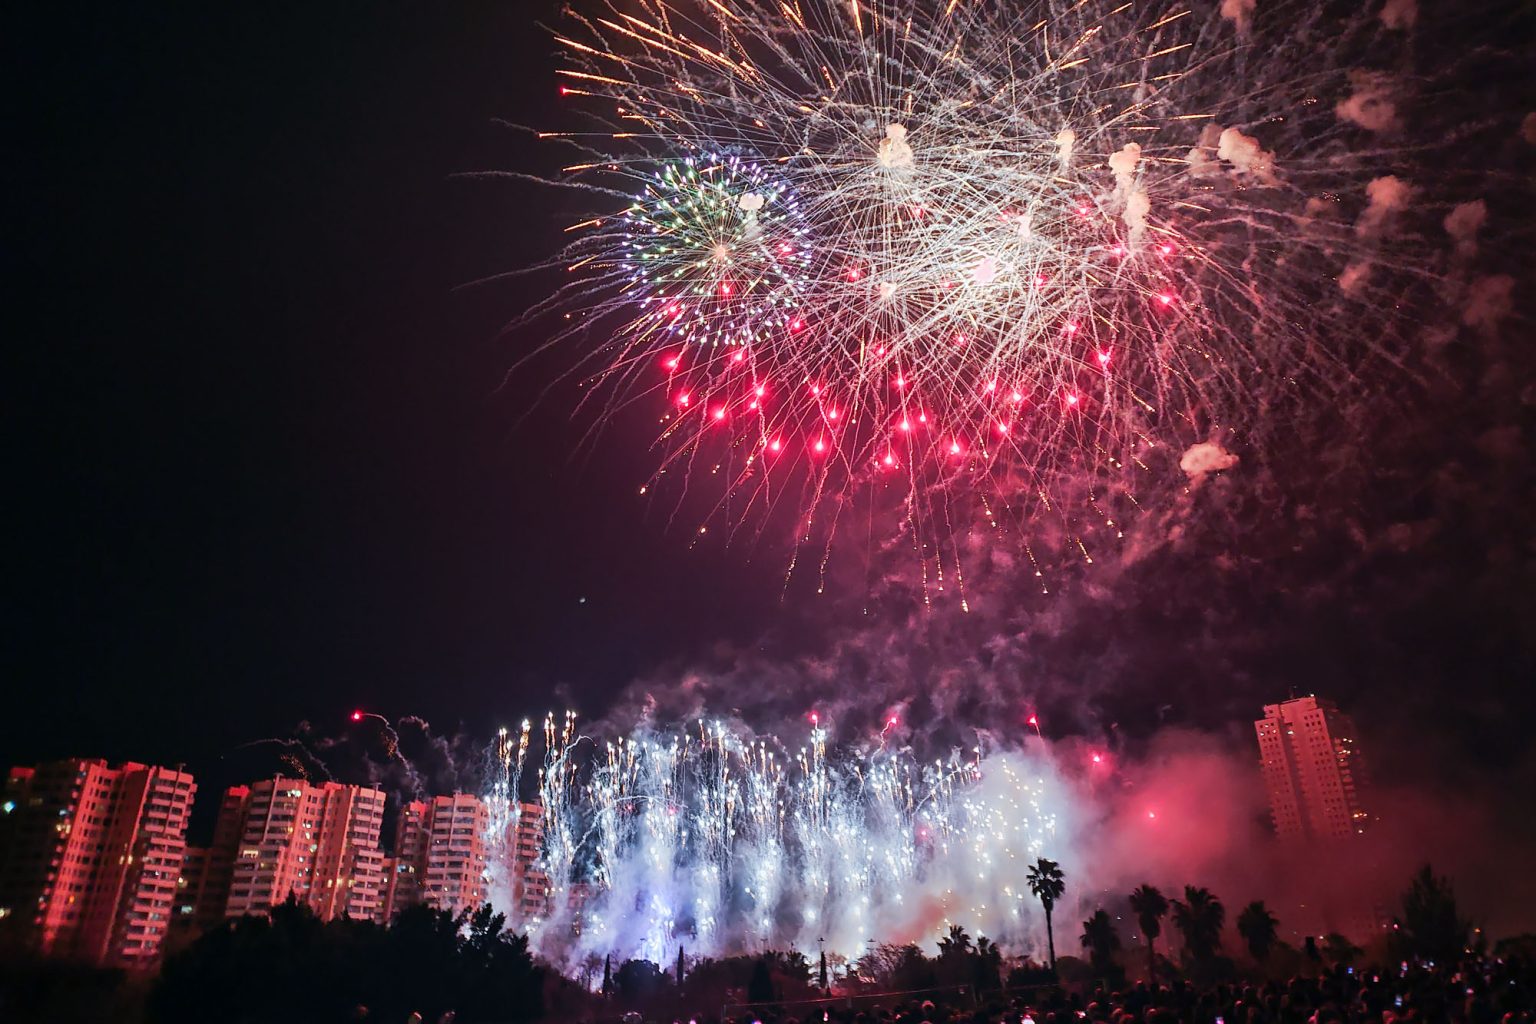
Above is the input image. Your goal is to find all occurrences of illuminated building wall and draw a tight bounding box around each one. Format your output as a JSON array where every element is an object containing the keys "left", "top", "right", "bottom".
[
  {"left": 385, "top": 794, "right": 489, "bottom": 919},
  {"left": 0, "top": 759, "right": 195, "bottom": 967},
  {"left": 222, "top": 778, "right": 387, "bottom": 923},
  {"left": 1255, "top": 696, "right": 1369, "bottom": 841}
]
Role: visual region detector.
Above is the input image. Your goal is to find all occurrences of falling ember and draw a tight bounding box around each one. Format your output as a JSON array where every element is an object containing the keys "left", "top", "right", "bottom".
[
  {"left": 511, "top": 0, "right": 1466, "bottom": 586},
  {"left": 499, "top": 713, "right": 1065, "bottom": 963}
]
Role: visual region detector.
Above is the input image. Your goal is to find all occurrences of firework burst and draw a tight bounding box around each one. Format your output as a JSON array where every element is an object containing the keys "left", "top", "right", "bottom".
[
  {"left": 495, "top": 712, "right": 1064, "bottom": 965},
  {"left": 502, "top": 0, "right": 1482, "bottom": 599}
]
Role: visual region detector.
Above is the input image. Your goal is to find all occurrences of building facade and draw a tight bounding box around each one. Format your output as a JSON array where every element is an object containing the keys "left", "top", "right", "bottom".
[
  {"left": 383, "top": 794, "right": 490, "bottom": 920},
  {"left": 1255, "top": 695, "right": 1368, "bottom": 840},
  {"left": 0, "top": 759, "right": 195, "bottom": 967},
  {"left": 221, "top": 778, "right": 387, "bottom": 923},
  {"left": 508, "top": 801, "right": 549, "bottom": 923}
]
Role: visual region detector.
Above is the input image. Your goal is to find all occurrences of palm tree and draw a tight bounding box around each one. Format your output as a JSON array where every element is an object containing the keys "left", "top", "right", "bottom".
[
  {"left": 1321, "top": 932, "right": 1363, "bottom": 967},
  {"left": 1236, "top": 901, "right": 1279, "bottom": 965},
  {"left": 1080, "top": 909, "right": 1122, "bottom": 982},
  {"left": 937, "top": 923, "right": 974, "bottom": 958},
  {"left": 974, "top": 936, "right": 1002, "bottom": 993},
  {"left": 1171, "top": 886, "right": 1226, "bottom": 966},
  {"left": 1027, "top": 857, "right": 1067, "bottom": 972},
  {"left": 1128, "top": 884, "right": 1169, "bottom": 982}
]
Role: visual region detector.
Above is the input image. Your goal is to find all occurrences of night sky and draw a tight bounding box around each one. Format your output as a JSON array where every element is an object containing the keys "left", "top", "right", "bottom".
[
  {"left": 9, "top": 5, "right": 783, "bottom": 780},
  {"left": 8, "top": 0, "right": 1535, "bottom": 860}
]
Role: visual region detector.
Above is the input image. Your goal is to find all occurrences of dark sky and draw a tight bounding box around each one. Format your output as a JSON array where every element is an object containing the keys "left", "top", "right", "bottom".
[
  {"left": 8, "top": 4, "right": 785, "bottom": 784},
  {"left": 7, "top": 1, "right": 1534, "bottom": 838}
]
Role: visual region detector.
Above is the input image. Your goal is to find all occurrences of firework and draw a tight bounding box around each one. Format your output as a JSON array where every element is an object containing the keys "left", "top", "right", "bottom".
[
  {"left": 496, "top": 713, "right": 1063, "bottom": 965},
  {"left": 508, "top": 0, "right": 1469, "bottom": 595}
]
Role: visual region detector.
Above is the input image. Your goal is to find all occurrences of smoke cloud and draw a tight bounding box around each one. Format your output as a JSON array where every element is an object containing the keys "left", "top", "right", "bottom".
[
  {"left": 1380, "top": 0, "right": 1417, "bottom": 31},
  {"left": 1461, "top": 274, "right": 1515, "bottom": 333},
  {"left": 1220, "top": 0, "right": 1255, "bottom": 35},
  {"left": 1217, "top": 127, "right": 1278, "bottom": 184},
  {"left": 1336, "top": 71, "right": 1402, "bottom": 133},
  {"left": 1444, "top": 199, "right": 1487, "bottom": 261},
  {"left": 1356, "top": 175, "right": 1413, "bottom": 237},
  {"left": 1180, "top": 441, "right": 1240, "bottom": 484}
]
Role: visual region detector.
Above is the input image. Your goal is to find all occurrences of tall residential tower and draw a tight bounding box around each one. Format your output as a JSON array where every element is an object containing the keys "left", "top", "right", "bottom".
[
  {"left": 0, "top": 759, "right": 195, "bottom": 967},
  {"left": 1255, "top": 695, "right": 1368, "bottom": 840}
]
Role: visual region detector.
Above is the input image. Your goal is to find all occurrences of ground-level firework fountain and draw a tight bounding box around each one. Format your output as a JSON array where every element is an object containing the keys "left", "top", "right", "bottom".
[{"left": 484, "top": 713, "right": 1067, "bottom": 966}]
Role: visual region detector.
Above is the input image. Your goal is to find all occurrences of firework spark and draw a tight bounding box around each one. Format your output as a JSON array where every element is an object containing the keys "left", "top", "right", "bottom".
[
  {"left": 505, "top": 0, "right": 1463, "bottom": 597},
  {"left": 492, "top": 712, "right": 1063, "bottom": 965}
]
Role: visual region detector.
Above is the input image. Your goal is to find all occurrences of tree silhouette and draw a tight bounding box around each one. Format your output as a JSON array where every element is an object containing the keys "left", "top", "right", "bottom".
[
  {"left": 937, "top": 923, "right": 974, "bottom": 958},
  {"left": 1027, "top": 857, "right": 1067, "bottom": 973},
  {"left": 1394, "top": 864, "right": 1471, "bottom": 962},
  {"left": 935, "top": 924, "right": 975, "bottom": 986},
  {"left": 1129, "top": 884, "right": 1169, "bottom": 982},
  {"left": 747, "top": 955, "right": 775, "bottom": 1003},
  {"left": 1080, "top": 909, "right": 1122, "bottom": 983},
  {"left": 149, "top": 899, "right": 542, "bottom": 1023},
  {"left": 975, "top": 935, "right": 1003, "bottom": 993},
  {"left": 615, "top": 959, "right": 668, "bottom": 1003},
  {"left": 1236, "top": 900, "right": 1279, "bottom": 966},
  {"left": 1322, "top": 932, "right": 1363, "bottom": 966},
  {"left": 1171, "top": 886, "right": 1226, "bottom": 966}
]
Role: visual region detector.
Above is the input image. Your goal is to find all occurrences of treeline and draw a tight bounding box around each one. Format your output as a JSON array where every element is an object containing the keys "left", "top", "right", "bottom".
[
  {"left": 0, "top": 862, "right": 1490, "bottom": 1023},
  {"left": 596, "top": 861, "right": 1482, "bottom": 1011},
  {"left": 152, "top": 899, "right": 545, "bottom": 1024}
]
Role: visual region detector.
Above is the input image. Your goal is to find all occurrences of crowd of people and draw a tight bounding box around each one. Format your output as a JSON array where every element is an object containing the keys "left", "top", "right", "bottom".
[{"left": 690, "top": 957, "right": 1536, "bottom": 1024}]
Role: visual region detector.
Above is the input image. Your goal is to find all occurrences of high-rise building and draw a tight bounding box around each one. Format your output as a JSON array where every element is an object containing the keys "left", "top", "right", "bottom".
[
  {"left": 1255, "top": 695, "right": 1369, "bottom": 840},
  {"left": 170, "top": 845, "right": 208, "bottom": 940},
  {"left": 0, "top": 759, "right": 196, "bottom": 967},
  {"left": 508, "top": 801, "right": 549, "bottom": 922},
  {"left": 383, "top": 794, "right": 489, "bottom": 920},
  {"left": 187, "top": 784, "right": 251, "bottom": 929},
  {"left": 221, "top": 778, "right": 387, "bottom": 922},
  {"left": 381, "top": 799, "right": 429, "bottom": 920}
]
